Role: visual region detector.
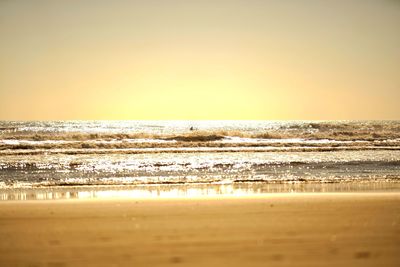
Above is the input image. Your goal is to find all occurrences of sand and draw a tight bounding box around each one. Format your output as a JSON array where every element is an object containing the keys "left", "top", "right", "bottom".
[{"left": 0, "top": 193, "right": 399, "bottom": 267}]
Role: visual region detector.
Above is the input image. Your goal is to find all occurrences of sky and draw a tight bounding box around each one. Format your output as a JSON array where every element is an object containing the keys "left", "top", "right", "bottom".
[{"left": 0, "top": 0, "right": 399, "bottom": 120}]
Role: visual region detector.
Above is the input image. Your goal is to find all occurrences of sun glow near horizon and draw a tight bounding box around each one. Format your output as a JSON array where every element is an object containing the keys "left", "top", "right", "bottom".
[{"left": 1, "top": 0, "right": 399, "bottom": 120}]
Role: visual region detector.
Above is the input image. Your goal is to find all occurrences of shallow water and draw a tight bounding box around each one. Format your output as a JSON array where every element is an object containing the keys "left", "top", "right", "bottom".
[{"left": 0, "top": 121, "right": 399, "bottom": 190}]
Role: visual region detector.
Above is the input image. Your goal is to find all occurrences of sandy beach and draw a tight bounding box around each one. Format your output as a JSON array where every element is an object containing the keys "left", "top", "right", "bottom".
[{"left": 0, "top": 192, "right": 399, "bottom": 267}]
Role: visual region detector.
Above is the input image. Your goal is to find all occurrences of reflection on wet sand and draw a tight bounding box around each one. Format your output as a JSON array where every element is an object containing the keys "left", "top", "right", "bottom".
[{"left": 1, "top": 181, "right": 399, "bottom": 201}]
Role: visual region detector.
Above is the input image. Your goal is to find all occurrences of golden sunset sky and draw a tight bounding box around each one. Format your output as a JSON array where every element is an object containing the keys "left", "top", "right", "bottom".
[{"left": 0, "top": 0, "right": 399, "bottom": 120}]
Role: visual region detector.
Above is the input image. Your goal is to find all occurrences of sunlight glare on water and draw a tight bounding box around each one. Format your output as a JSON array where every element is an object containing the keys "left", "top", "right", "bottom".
[{"left": 0, "top": 121, "right": 399, "bottom": 190}]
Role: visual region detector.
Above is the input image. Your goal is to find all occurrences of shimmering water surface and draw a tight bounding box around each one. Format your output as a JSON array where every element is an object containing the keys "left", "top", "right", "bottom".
[{"left": 0, "top": 121, "right": 399, "bottom": 199}]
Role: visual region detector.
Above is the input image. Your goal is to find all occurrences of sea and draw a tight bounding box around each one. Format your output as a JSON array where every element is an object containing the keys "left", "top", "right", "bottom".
[{"left": 1, "top": 120, "right": 399, "bottom": 200}]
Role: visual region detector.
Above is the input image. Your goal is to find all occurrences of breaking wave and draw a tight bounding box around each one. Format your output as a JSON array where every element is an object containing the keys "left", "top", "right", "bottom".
[
  {"left": 2, "top": 126, "right": 400, "bottom": 141},
  {"left": 1, "top": 121, "right": 400, "bottom": 155}
]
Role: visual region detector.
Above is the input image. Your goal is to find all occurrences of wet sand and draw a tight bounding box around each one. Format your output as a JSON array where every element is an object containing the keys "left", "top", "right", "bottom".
[{"left": 0, "top": 193, "right": 399, "bottom": 267}]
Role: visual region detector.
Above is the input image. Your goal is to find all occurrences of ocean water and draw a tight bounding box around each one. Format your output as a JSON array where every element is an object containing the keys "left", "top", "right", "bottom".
[{"left": 0, "top": 120, "right": 399, "bottom": 199}]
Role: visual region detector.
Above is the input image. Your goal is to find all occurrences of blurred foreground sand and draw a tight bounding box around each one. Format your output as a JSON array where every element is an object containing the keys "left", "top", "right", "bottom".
[{"left": 0, "top": 193, "right": 399, "bottom": 267}]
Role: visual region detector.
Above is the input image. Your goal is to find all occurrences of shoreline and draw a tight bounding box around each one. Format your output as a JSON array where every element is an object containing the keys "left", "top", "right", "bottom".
[
  {"left": 1, "top": 192, "right": 399, "bottom": 266},
  {"left": 1, "top": 181, "right": 400, "bottom": 201}
]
